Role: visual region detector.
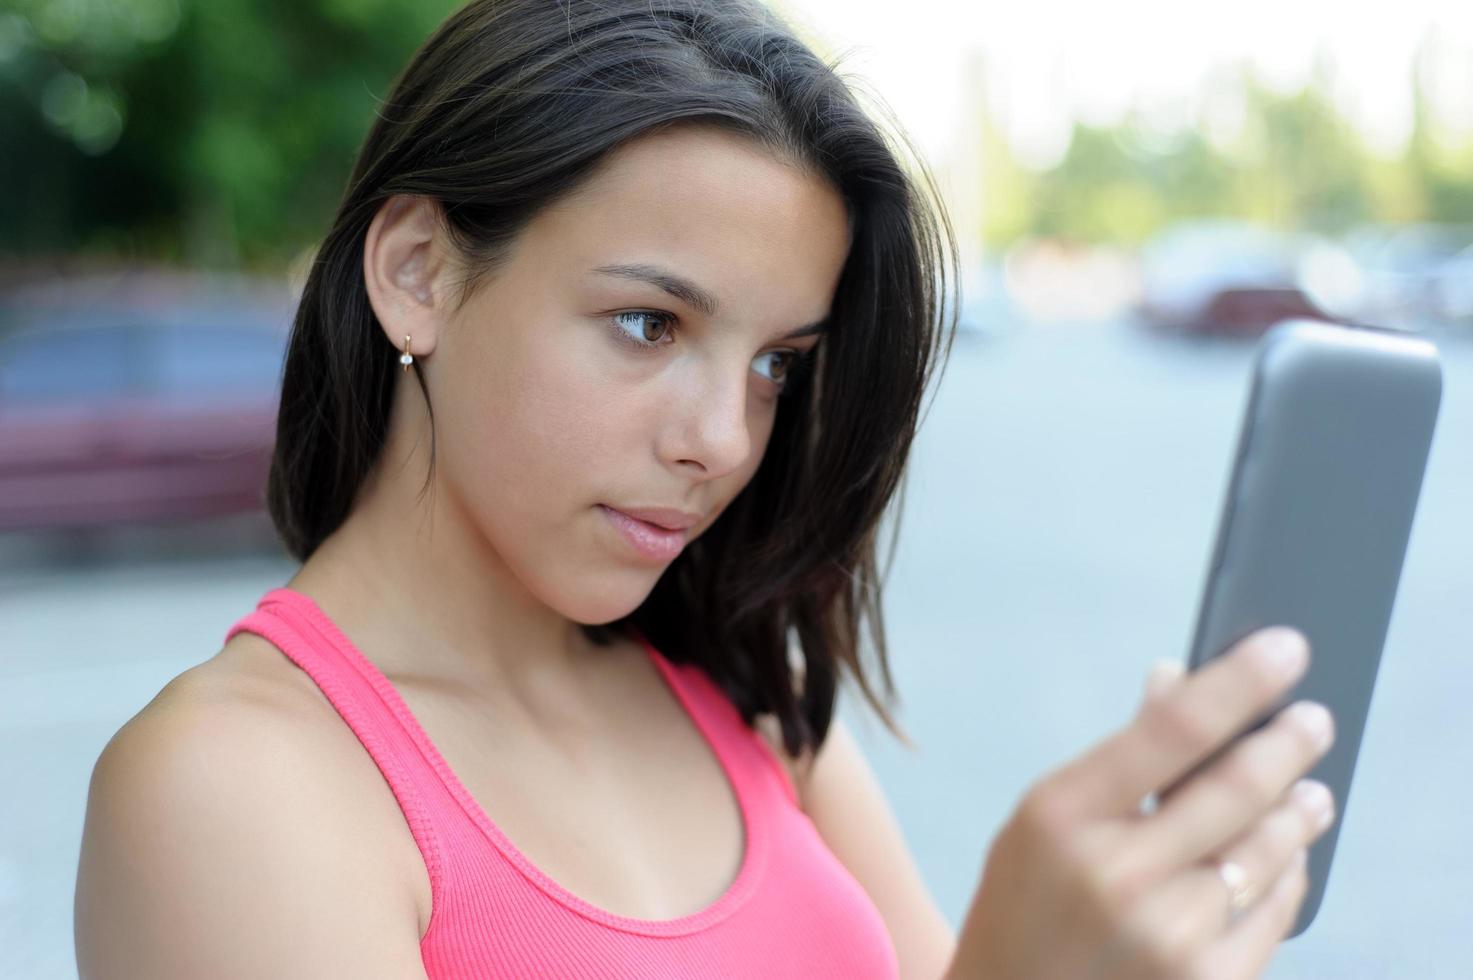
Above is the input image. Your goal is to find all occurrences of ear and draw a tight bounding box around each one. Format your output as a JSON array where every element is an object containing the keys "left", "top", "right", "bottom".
[{"left": 362, "top": 195, "right": 455, "bottom": 364}]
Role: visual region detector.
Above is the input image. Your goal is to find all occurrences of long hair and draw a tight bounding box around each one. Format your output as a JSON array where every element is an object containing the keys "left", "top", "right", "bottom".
[{"left": 267, "top": 0, "right": 958, "bottom": 759}]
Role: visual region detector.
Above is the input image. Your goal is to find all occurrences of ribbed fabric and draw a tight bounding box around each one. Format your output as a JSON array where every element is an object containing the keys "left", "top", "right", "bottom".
[{"left": 225, "top": 588, "right": 899, "bottom": 979}]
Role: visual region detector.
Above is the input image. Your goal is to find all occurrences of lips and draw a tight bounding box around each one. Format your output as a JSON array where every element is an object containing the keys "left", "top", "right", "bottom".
[
  {"left": 611, "top": 506, "right": 702, "bottom": 531},
  {"left": 598, "top": 504, "right": 698, "bottom": 561}
]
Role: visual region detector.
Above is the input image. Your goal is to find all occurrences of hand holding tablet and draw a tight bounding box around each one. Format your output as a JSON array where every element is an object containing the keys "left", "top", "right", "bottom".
[{"left": 948, "top": 321, "right": 1441, "bottom": 978}]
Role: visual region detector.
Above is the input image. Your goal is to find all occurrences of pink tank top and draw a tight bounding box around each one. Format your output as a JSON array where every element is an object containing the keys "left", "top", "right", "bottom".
[{"left": 225, "top": 587, "right": 899, "bottom": 979}]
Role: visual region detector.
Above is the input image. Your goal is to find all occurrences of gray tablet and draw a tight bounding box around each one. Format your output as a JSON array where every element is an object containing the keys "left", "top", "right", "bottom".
[{"left": 1180, "top": 319, "right": 1442, "bottom": 937}]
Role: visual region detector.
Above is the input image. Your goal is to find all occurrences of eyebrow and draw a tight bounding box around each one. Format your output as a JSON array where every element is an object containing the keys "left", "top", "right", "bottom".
[{"left": 591, "top": 262, "right": 828, "bottom": 340}]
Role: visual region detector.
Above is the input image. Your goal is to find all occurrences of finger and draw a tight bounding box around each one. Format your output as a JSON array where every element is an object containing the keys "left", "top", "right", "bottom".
[
  {"left": 1123, "top": 777, "right": 1333, "bottom": 962},
  {"left": 1142, "top": 659, "right": 1186, "bottom": 704},
  {"left": 1136, "top": 701, "right": 1334, "bottom": 873},
  {"left": 1213, "top": 779, "right": 1334, "bottom": 884},
  {"left": 1137, "top": 660, "right": 1188, "bottom": 815},
  {"left": 1191, "top": 847, "right": 1309, "bottom": 980},
  {"left": 1046, "top": 627, "right": 1309, "bottom": 817}
]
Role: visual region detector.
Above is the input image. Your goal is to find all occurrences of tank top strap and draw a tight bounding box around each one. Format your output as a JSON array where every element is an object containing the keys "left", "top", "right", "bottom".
[
  {"left": 632, "top": 629, "right": 802, "bottom": 811},
  {"left": 214, "top": 589, "right": 899, "bottom": 975},
  {"left": 223, "top": 587, "right": 448, "bottom": 908}
]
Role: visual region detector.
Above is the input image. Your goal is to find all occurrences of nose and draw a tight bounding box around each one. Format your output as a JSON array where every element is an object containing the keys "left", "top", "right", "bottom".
[{"left": 658, "top": 358, "right": 753, "bottom": 480}]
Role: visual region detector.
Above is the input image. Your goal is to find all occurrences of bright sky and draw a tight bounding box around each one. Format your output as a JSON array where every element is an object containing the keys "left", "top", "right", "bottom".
[{"left": 781, "top": 0, "right": 1473, "bottom": 169}]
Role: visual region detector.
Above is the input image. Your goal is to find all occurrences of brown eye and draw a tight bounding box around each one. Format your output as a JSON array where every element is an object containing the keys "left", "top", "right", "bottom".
[
  {"left": 642, "top": 315, "right": 668, "bottom": 342},
  {"left": 753, "top": 350, "right": 796, "bottom": 385},
  {"left": 612, "top": 311, "right": 673, "bottom": 346}
]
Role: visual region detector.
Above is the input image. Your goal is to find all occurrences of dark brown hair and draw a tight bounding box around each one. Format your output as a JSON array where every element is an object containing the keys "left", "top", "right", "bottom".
[{"left": 267, "top": 0, "right": 957, "bottom": 759}]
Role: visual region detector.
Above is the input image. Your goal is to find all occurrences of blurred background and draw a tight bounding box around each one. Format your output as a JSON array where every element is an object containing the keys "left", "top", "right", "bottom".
[{"left": 2, "top": 0, "right": 1469, "bottom": 976}]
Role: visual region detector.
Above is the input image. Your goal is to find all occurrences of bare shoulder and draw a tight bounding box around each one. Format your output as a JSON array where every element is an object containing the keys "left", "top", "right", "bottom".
[{"left": 74, "top": 634, "right": 429, "bottom": 980}]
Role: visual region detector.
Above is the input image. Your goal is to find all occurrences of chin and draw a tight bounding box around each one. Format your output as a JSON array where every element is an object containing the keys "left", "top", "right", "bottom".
[{"left": 553, "top": 569, "right": 663, "bottom": 627}]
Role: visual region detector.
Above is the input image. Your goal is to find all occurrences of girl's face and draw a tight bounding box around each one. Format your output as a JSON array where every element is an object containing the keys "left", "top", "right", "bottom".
[{"left": 430, "top": 126, "right": 852, "bottom": 625}]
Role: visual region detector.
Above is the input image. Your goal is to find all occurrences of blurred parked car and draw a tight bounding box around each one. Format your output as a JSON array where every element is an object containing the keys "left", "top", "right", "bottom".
[
  {"left": 0, "top": 270, "right": 293, "bottom": 532},
  {"left": 1434, "top": 244, "right": 1473, "bottom": 327},
  {"left": 1135, "top": 220, "right": 1340, "bottom": 338},
  {"left": 1338, "top": 222, "right": 1473, "bottom": 333}
]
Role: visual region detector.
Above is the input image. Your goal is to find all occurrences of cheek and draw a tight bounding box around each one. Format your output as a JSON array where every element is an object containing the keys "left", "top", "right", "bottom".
[
  {"left": 458, "top": 336, "right": 629, "bottom": 510},
  {"left": 432, "top": 325, "right": 665, "bottom": 620}
]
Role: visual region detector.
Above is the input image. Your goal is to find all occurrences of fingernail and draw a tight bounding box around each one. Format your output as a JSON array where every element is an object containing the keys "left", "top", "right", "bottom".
[
  {"left": 1254, "top": 627, "right": 1309, "bottom": 681},
  {"left": 1145, "top": 659, "right": 1185, "bottom": 699},
  {"left": 1285, "top": 701, "right": 1334, "bottom": 751},
  {"left": 1292, "top": 779, "right": 1335, "bottom": 829}
]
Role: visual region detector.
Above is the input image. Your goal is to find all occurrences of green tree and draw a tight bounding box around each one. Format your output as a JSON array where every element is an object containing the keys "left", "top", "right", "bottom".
[
  {"left": 976, "top": 50, "right": 1473, "bottom": 249},
  {"left": 2, "top": 0, "right": 460, "bottom": 267}
]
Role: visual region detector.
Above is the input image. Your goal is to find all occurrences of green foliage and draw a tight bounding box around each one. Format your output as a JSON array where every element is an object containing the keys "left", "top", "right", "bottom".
[
  {"left": 982, "top": 54, "right": 1473, "bottom": 249},
  {"left": 2, "top": 0, "right": 460, "bottom": 267},
  {"left": 3, "top": 2, "right": 1471, "bottom": 264}
]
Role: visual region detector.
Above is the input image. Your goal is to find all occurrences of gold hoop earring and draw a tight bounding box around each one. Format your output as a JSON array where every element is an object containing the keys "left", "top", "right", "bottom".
[{"left": 399, "top": 334, "right": 414, "bottom": 372}]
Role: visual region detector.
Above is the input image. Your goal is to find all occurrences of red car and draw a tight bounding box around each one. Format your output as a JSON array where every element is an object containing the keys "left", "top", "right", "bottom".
[
  {"left": 1135, "top": 220, "right": 1343, "bottom": 338},
  {"left": 0, "top": 272, "right": 294, "bottom": 532}
]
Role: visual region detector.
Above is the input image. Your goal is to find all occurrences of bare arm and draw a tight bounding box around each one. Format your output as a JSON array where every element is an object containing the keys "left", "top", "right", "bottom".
[{"left": 74, "top": 685, "right": 430, "bottom": 980}]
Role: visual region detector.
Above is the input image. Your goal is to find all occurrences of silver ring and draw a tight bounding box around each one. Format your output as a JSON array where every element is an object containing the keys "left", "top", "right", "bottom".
[{"left": 1217, "top": 860, "right": 1256, "bottom": 926}]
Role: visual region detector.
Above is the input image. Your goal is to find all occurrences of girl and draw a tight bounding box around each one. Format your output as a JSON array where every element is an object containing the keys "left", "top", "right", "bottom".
[{"left": 74, "top": 1, "right": 1337, "bottom": 977}]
